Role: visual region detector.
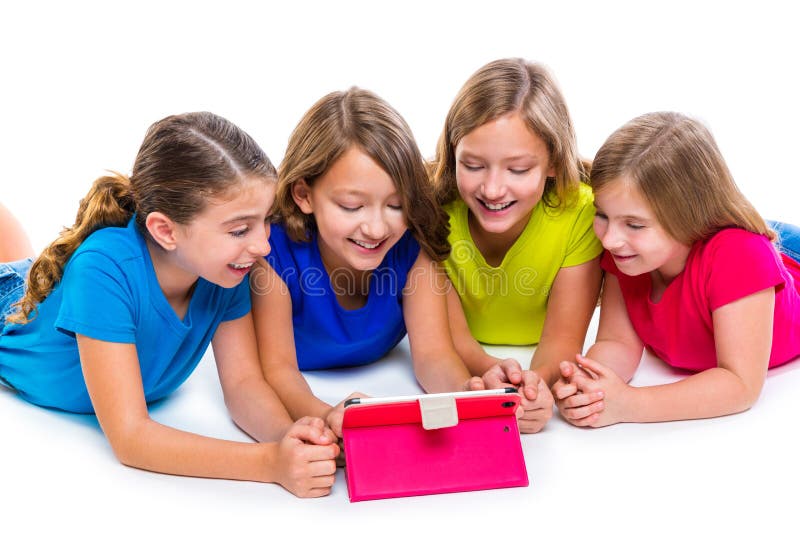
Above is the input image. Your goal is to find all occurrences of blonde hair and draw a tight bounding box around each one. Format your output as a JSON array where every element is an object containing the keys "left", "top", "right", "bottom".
[
  {"left": 274, "top": 87, "right": 450, "bottom": 261},
  {"left": 9, "top": 112, "right": 276, "bottom": 324},
  {"left": 591, "top": 111, "right": 774, "bottom": 244},
  {"left": 431, "top": 58, "right": 588, "bottom": 207}
]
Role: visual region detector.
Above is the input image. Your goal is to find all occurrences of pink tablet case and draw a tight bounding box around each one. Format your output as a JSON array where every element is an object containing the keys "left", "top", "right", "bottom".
[{"left": 342, "top": 393, "right": 529, "bottom": 502}]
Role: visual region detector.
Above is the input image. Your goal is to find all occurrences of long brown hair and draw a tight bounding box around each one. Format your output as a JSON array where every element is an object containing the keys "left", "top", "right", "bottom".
[
  {"left": 431, "top": 58, "right": 588, "bottom": 208},
  {"left": 274, "top": 87, "right": 450, "bottom": 261},
  {"left": 591, "top": 111, "right": 774, "bottom": 245},
  {"left": 9, "top": 112, "right": 276, "bottom": 324}
]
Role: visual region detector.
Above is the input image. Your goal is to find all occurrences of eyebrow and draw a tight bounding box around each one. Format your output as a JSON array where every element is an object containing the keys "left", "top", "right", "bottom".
[
  {"left": 458, "top": 150, "right": 539, "bottom": 163},
  {"left": 594, "top": 204, "right": 652, "bottom": 219},
  {"left": 221, "top": 214, "right": 262, "bottom": 225}
]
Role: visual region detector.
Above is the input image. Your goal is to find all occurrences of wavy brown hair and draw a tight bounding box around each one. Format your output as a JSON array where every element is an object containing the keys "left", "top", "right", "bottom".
[
  {"left": 274, "top": 87, "right": 450, "bottom": 261},
  {"left": 591, "top": 111, "right": 774, "bottom": 244},
  {"left": 8, "top": 112, "right": 276, "bottom": 324},
  {"left": 431, "top": 58, "right": 588, "bottom": 208}
]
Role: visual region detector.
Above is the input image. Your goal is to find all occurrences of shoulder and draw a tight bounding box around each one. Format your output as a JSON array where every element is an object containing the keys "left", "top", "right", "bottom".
[
  {"left": 702, "top": 228, "right": 777, "bottom": 263},
  {"left": 68, "top": 222, "right": 143, "bottom": 276}
]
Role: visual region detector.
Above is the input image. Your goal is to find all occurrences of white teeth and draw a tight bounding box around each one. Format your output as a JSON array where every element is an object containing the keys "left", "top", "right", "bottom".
[
  {"left": 353, "top": 239, "right": 381, "bottom": 249},
  {"left": 483, "top": 200, "right": 513, "bottom": 211},
  {"left": 229, "top": 262, "right": 253, "bottom": 269}
]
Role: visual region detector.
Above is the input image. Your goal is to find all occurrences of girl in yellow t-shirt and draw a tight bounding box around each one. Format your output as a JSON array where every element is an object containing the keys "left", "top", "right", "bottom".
[{"left": 431, "top": 58, "right": 603, "bottom": 433}]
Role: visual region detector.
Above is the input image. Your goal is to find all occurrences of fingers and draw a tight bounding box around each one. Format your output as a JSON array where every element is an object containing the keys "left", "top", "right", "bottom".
[
  {"left": 288, "top": 417, "right": 333, "bottom": 445},
  {"left": 499, "top": 358, "right": 523, "bottom": 385},
  {"left": 552, "top": 379, "right": 578, "bottom": 400},
  {"left": 466, "top": 376, "right": 486, "bottom": 391},
  {"left": 575, "top": 354, "right": 608, "bottom": 377},
  {"left": 517, "top": 371, "right": 540, "bottom": 401},
  {"left": 559, "top": 389, "right": 604, "bottom": 410}
]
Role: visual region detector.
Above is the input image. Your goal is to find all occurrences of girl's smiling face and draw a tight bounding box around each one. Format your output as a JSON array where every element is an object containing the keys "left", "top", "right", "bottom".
[
  {"left": 593, "top": 178, "right": 691, "bottom": 284},
  {"left": 292, "top": 146, "right": 407, "bottom": 276},
  {"left": 171, "top": 176, "right": 275, "bottom": 288},
  {"left": 455, "top": 112, "right": 554, "bottom": 244}
]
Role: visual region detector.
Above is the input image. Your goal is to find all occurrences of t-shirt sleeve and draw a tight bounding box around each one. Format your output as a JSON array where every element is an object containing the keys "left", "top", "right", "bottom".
[
  {"left": 55, "top": 250, "right": 137, "bottom": 343},
  {"left": 220, "top": 276, "right": 252, "bottom": 322},
  {"left": 706, "top": 231, "right": 785, "bottom": 311},
  {"left": 563, "top": 195, "right": 604, "bottom": 268}
]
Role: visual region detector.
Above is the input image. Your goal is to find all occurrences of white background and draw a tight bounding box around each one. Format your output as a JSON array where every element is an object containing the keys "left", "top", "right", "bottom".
[{"left": 2, "top": 1, "right": 799, "bottom": 532}]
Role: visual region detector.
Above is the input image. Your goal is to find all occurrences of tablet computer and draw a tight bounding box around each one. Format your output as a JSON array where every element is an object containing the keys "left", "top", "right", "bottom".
[{"left": 342, "top": 388, "right": 529, "bottom": 502}]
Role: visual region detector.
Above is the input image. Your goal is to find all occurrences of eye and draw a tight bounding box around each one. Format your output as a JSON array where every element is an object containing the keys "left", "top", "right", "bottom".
[
  {"left": 627, "top": 223, "right": 645, "bottom": 230},
  {"left": 338, "top": 204, "right": 361, "bottom": 212},
  {"left": 509, "top": 168, "right": 531, "bottom": 175},
  {"left": 230, "top": 227, "right": 249, "bottom": 238},
  {"left": 388, "top": 204, "right": 403, "bottom": 211},
  {"left": 593, "top": 212, "right": 608, "bottom": 220},
  {"left": 459, "top": 161, "right": 483, "bottom": 171}
]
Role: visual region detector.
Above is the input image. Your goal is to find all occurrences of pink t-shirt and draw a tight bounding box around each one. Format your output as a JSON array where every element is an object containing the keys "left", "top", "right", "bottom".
[{"left": 601, "top": 228, "right": 800, "bottom": 371}]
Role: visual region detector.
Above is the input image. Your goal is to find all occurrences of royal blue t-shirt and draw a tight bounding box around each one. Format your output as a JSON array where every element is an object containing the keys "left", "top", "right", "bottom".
[
  {"left": 266, "top": 223, "right": 421, "bottom": 370},
  {"left": 0, "top": 217, "right": 251, "bottom": 413}
]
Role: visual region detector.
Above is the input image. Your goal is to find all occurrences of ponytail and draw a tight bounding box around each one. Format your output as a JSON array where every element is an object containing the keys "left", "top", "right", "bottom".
[{"left": 7, "top": 173, "right": 134, "bottom": 324}]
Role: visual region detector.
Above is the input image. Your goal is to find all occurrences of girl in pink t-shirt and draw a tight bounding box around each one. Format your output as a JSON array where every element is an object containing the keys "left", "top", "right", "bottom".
[{"left": 553, "top": 112, "right": 800, "bottom": 427}]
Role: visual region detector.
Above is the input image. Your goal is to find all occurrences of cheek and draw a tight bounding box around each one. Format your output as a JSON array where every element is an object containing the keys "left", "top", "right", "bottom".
[{"left": 592, "top": 218, "right": 607, "bottom": 240}]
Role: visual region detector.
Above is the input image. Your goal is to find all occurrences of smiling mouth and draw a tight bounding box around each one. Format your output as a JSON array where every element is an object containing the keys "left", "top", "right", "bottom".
[
  {"left": 349, "top": 238, "right": 385, "bottom": 250},
  {"left": 478, "top": 199, "right": 516, "bottom": 212},
  {"left": 229, "top": 262, "right": 254, "bottom": 269}
]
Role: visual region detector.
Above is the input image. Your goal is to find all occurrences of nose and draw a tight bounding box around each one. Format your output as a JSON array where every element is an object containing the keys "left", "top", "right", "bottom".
[
  {"left": 480, "top": 168, "right": 506, "bottom": 200},
  {"left": 599, "top": 222, "right": 623, "bottom": 251},
  {"left": 249, "top": 223, "right": 271, "bottom": 257},
  {"left": 360, "top": 209, "right": 389, "bottom": 239}
]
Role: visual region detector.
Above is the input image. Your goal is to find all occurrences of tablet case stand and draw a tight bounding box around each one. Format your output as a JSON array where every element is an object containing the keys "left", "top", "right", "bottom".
[{"left": 342, "top": 392, "right": 529, "bottom": 502}]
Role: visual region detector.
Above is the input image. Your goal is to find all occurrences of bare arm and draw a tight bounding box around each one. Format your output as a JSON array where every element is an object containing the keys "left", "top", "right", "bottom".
[
  {"left": 559, "top": 278, "right": 774, "bottom": 426},
  {"left": 403, "top": 252, "right": 477, "bottom": 393},
  {"left": 77, "top": 334, "right": 338, "bottom": 496},
  {"left": 211, "top": 311, "right": 293, "bottom": 443},
  {"left": 532, "top": 257, "right": 602, "bottom": 386},
  {"left": 444, "top": 281, "right": 498, "bottom": 375},
  {"left": 251, "top": 260, "right": 333, "bottom": 423},
  {"left": 0, "top": 202, "right": 34, "bottom": 261}
]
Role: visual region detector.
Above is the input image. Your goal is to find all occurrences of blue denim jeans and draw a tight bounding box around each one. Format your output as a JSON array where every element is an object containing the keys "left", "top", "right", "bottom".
[
  {"left": 768, "top": 220, "right": 800, "bottom": 264},
  {"left": 0, "top": 257, "right": 33, "bottom": 325}
]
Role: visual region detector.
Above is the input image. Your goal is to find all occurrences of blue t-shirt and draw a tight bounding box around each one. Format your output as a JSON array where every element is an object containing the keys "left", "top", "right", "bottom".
[
  {"left": 0, "top": 217, "right": 251, "bottom": 413},
  {"left": 266, "top": 223, "right": 421, "bottom": 370}
]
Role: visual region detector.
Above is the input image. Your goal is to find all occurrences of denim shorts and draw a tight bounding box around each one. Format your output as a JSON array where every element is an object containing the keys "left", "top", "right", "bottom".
[
  {"left": 768, "top": 220, "right": 800, "bottom": 265},
  {"left": 0, "top": 257, "right": 33, "bottom": 326}
]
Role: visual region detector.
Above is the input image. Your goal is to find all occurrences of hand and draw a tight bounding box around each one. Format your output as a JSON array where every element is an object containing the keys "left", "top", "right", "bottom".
[
  {"left": 272, "top": 417, "right": 339, "bottom": 498},
  {"left": 552, "top": 359, "right": 589, "bottom": 401},
  {"left": 325, "top": 391, "right": 368, "bottom": 438},
  {"left": 482, "top": 359, "right": 553, "bottom": 433},
  {"left": 555, "top": 355, "right": 629, "bottom": 428}
]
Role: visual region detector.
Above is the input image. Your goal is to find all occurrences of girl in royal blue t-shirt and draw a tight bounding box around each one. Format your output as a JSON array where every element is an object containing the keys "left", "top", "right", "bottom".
[{"left": 251, "top": 88, "right": 484, "bottom": 436}]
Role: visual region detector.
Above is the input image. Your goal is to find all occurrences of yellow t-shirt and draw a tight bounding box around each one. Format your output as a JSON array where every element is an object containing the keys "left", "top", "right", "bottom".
[{"left": 443, "top": 183, "right": 602, "bottom": 345}]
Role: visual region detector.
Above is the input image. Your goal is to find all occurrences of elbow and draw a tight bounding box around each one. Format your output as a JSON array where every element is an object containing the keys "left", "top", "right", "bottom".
[{"left": 103, "top": 420, "right": 152, "bottom": 469}]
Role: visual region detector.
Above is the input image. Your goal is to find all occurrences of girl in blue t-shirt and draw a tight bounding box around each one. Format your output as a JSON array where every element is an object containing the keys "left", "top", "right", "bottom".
[
  {"left": 0, "top": 113, "right": 338, "bottom": 497},
  {"left": 251, "top": 88, "right": 484, "bottom": 436}
]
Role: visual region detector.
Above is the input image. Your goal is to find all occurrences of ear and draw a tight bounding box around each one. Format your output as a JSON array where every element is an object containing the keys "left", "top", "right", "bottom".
[
  {"left": 145, "top": 212, "right": 179, "bottom": 251},
  {"left": 291, "top": 179, "right": 315, "bottom": 215}
]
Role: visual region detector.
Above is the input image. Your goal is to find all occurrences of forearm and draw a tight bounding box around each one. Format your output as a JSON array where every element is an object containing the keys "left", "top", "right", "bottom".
[
  {"left": 111, "top": 418, "right": 282, "bottom": 483},
  {"left": 531, "top": 336, "right": 586, "bottom": 386},
  {"left": 223, "top": 375, "right": 294, "bottom": 443},
  {"left": 413, "top": 350, "right": 472, "bottom": 393},
  {"left": 263, "top": 364, "right": 332, "bottom": 421},
  {"left": 623, "top": 367, "right": 763, "bottom": 423},
  {"left": 454, "top": 335, "right": 501, "bottom": 376},
  {"left": 584, "top": 339, "right": 644, "bottom": 383}
]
